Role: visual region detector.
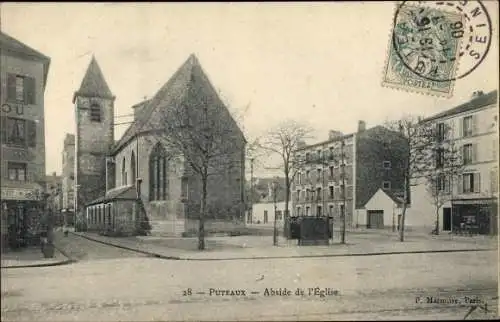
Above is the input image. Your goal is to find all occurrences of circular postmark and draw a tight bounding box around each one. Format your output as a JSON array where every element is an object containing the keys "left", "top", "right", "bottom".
[{"left": 392, "top": 0, "right": 492, "bottom": 82}]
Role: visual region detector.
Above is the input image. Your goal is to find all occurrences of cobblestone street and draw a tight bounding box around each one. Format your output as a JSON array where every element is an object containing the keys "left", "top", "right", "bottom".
[
  {"left": 52, "top": 232, "right": 148, "bottom": 261},
  {"left": 2, "top": 234, "right": 497, "bottom": 321}
]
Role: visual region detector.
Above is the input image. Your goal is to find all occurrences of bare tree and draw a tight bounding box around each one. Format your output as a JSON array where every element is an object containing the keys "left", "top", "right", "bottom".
[
  {"left": 156, "top": 87, "right": 245, "bottom": 250},
  {"left": 383, "top": 115, "right": 436, "bottom": 242},
  {"left": 423, "top": 123, "right": 463, "bottom": 235},
  {"left": 257, "top": 120, "right": 314, "bottom": 227}
]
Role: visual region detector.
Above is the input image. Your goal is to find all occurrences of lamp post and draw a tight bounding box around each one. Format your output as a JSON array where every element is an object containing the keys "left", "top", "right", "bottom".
[
  {"left": 272, "top": 177, "right": 280, "bottom": 246},
  {"left": 250, "top": 158, "right": 254, "bottom": 224}
]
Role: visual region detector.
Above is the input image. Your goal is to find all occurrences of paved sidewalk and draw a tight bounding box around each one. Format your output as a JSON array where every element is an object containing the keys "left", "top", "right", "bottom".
[
  {"left": 1, "top": 245, "right": 72, "bottom": 268},
  {"left": 72, "top": 231, "right": 498, "bottom": 260}
]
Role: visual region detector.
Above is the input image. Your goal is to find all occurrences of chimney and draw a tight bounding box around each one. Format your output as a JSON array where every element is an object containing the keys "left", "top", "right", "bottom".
[
  {"left": 328, "top": 130, "right": 344, "bottom": 140},
  {"left": 136, "top": 178, "right": 143, "bottom": 200},
  {"left": 471, "top": 90, "right": 484, "bottom": 99},
  {"left": 358, "top": 120, "right": 366, "bottom": 132}
]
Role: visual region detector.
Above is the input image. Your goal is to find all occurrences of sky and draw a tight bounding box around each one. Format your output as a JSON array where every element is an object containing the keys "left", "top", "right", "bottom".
[{"left": 1, "top": 2, "right": 498, "bottom": 178}]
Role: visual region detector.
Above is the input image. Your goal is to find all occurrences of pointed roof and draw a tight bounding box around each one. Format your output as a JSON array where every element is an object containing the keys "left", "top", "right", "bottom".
[
  {"left": 364, "top": 188, "right": 407, "bottom": 209},
  {"left": 73, "top": 55, "right": 114, "bottom": 103},
  {"left": 111, "top": 53, "right": 246, "bottom": 154},
  {"left": 0, "top": 31, "right": 51, "bottom": 88}
]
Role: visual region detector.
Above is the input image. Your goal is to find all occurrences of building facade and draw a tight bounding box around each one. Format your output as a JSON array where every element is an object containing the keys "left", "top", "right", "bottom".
[
  {"left": 61, "top": 133, "right": 75, "bottom": 225},
  {"left": 75, "top": 54, "right": 246, "bottom": 236},
  {"left": 246, "top": 201, "right": 287, "bottom": 227},
  {"left": 292, "top": 122, "right": 409, "bottom": 230},
  {"left": 246, "top": 177, "right": 287, "bottom": 227},
  {"left": 45, "top": 172, "right": 63, "bottom": 226},
  {"left": 0, "top": 32, "right": 50, "bottom": 249},
  {"left": 410, "top": 90, "right": 498, "bottom": 234},
  {"left": 247, "top": 177, "right": 287, "bottom": 224}
]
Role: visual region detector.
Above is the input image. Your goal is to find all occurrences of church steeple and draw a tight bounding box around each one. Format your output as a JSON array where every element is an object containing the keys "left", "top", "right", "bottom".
[{"left": 73, "top": 55, "right": 114, "bottom": 103}]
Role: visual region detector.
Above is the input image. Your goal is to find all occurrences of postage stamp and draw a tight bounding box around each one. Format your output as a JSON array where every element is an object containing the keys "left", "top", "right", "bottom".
[{"left": 382, "top": 0, "right": 492, "bottom": 97}]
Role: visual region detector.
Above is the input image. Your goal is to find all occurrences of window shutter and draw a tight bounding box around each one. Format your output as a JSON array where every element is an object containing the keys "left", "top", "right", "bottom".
[
  {"left": 444, "top": 177, "right": 453, "bottom": 193},
  {"left": 27, "top": 120, "right": 36, "bottom": 147},
  {"left": 6, "top": 117, "right": 14, "bottom": 144},
  {"left": 472, "top": 143, "right": 478, "bottom": 163},
  {"left": 472, "top": 114, "right": 478, "bottom": 136},
  {"left": 445, "top": 121, "right": 452, "bottom": 140},
  {"left": 7, "top": 74, "right": 16, "bottom": 101},
  {"left": 493, "top": 139, "right": 498, "bottom": 161},
  {"left": 457, "top": 174, "right": 463, "bottom": 194},
  {"left": 0, "top": 116, "right": 6, "bottom": 143},
  {"left": 490, "top": 170, "right": 497, "bottom": 194},
  {"left": 24, "top": 77, "right": 36, "bottom": 105},
  {"left": 459, "top": 118, "right": 464, "bottom": 137},
  {"left": 474, "top": 173, "right": 481, "bottom": 193}
]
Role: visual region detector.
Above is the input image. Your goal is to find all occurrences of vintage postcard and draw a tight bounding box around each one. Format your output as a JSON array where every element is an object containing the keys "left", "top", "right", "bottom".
[{"left": 1, "top": 2, "right": 498, "bottom": 321}]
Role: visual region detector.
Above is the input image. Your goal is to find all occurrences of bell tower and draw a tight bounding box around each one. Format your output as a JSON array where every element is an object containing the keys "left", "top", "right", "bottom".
[{"left": 73, "top": 55, "right": 115, "bottom": 214}]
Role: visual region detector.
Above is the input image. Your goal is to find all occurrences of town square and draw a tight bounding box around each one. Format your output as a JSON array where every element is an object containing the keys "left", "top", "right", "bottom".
[{"left": 1, "top": 2, "right": 498, "bottom": 321}]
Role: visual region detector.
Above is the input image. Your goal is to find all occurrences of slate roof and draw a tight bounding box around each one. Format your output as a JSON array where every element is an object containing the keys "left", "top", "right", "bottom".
[
  {"left": 111, "top": 54, "right": 246, "bottom": 154},
  {"left": 0, "top": 31, "right": 51, "bottom": 88},
  {"left": 422, "top": 90, "right": 497, "bottom": 123},
  {"left": 73, "top": 56, "right": 114, "bottom": 103},
  {"left": 383, "top": 189, "right": 406, "bottom": 206},
  {"left": 86, "top": 185, "right": 138, "bottom": 206},
  {"left": 365, "top": 188, "right": 408, "bottom": 209}
]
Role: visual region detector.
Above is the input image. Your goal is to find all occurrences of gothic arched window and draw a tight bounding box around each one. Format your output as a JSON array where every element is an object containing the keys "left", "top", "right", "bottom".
[
  {"left": 122, "top": 157, "right": 127, "bottom": 186},
  {"left": 131, "top": 151, "right": 136, "bottom": 184},
  {"left": 149, "top": 143, "right": 167, "bottom": 201},
  {"left": 90, "top": 104, "right": 101, "bottom": 122}
]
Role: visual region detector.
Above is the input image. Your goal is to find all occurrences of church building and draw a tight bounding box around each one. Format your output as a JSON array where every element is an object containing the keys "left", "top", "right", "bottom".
[{"left": 73, "top": 54, "right": 246, "bottom": 236}]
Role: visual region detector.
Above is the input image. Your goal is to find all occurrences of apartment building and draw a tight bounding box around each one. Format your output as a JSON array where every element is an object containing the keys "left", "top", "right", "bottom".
[
  {"left": 411, "top": 90, "right": 498, "bottom": 234},
  {"left": 292, "top": 121, "right": 409, "bottom": 229},
  {"left": 61, "top": 133, "right": 75, "bottom": 225},
  {"left": 0, "top": 31, "right": 51, "bottom": 248}
]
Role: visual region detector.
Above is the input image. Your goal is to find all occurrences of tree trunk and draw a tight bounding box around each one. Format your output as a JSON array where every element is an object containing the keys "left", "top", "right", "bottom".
[
  {"left": 284, "top": 171, "right": 291, "bottom": 238},
  {"left": 399, "top": 204, "right": 407, "bottom": 242},
  {"left": 399, "top": 175, "right": 409, "bottom": 242},
  {"left": 434, "top": 207, "right": 440, "bottom": 235},
  {"left": 198, "top": 176, "right": 207, "bottom": 250}
]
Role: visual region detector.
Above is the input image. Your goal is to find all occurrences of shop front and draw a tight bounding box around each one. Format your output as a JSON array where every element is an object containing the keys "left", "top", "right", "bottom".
[
  {"left": 1, "top": 183, "right": 45, "bottom": 249},
  {"left": 452, "top": 198, "right": 498, "bottom": 235}
]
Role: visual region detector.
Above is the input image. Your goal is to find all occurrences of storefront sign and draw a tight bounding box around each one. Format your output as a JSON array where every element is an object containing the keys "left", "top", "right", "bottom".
[
  {"left": 452, "top": 198, "right": 494, "bottom": 205},
  {"left": 1, "top": 187, "right": 40, "bottom": 201}
]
